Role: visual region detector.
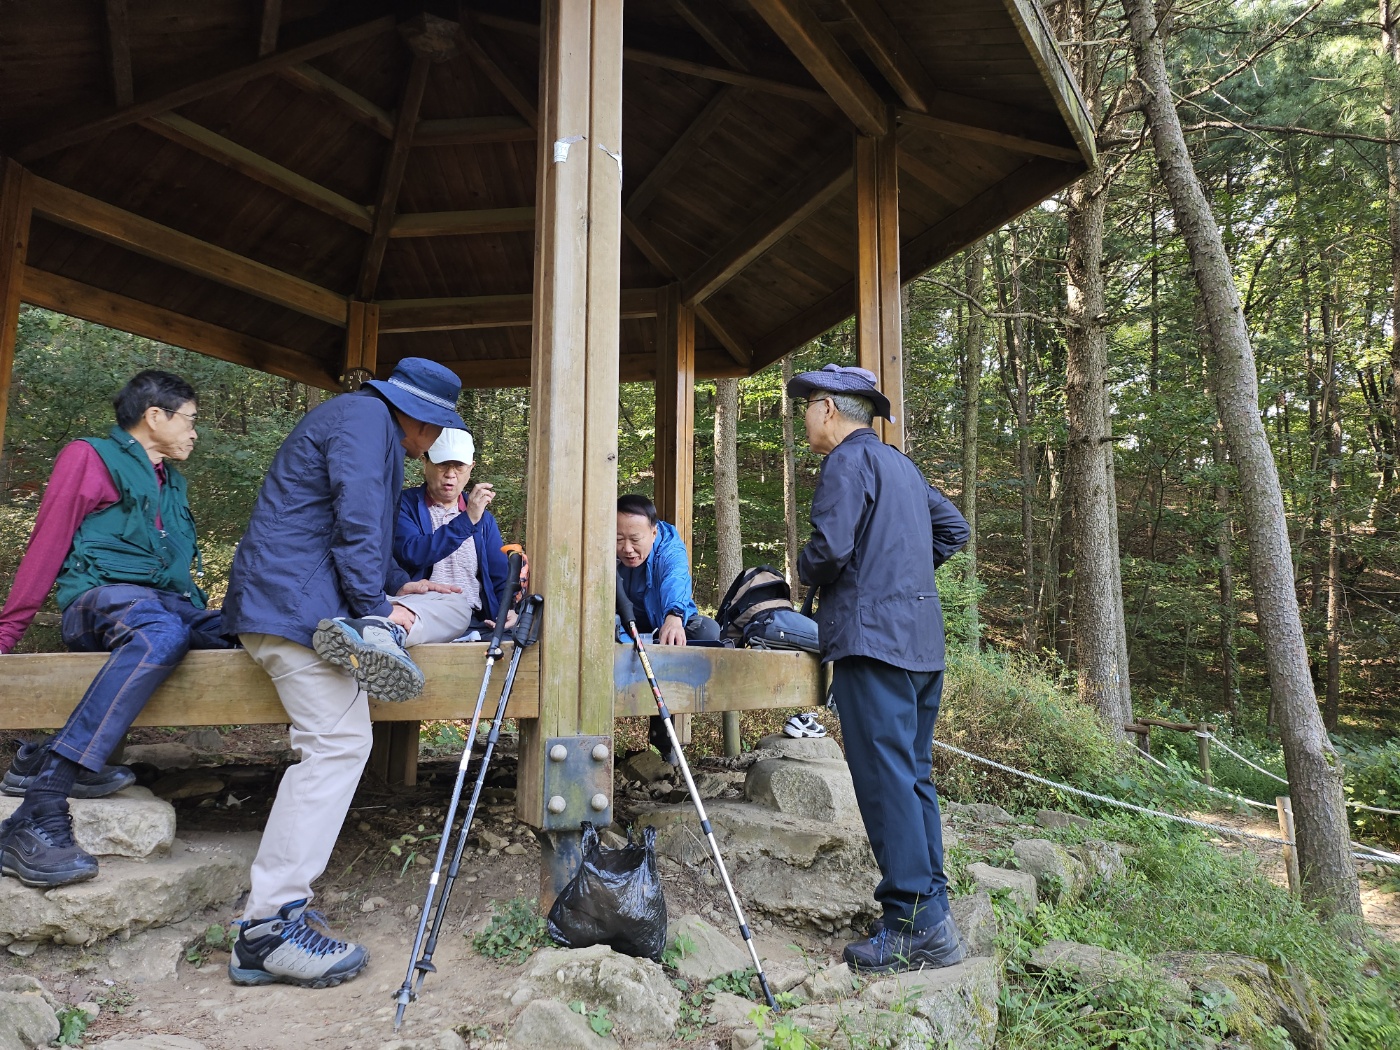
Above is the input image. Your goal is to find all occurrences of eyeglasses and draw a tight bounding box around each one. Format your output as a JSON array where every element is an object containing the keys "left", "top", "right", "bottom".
[
  {"left": 792, "top": 396, "right": 831, "bottom": 413},
  {"left": 164, "top": 409, "right": 198, "bottom": 426}
]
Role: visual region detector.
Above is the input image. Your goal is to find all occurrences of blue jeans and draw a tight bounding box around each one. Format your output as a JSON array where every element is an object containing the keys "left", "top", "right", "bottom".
[
  {"left": 55, "top": 585, "right": 233, "bottom": 771},
  {"left": 832, "top": 655, "right": 948, "bottom": 931}
]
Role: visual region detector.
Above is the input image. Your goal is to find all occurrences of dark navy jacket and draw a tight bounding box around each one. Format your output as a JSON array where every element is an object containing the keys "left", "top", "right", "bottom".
[
  {"left": 618, "top": 521, "right": 698, "bottom": 633},
  {"left": 798, "top": 428, "right": 969, "bottom": 671},
  {"left": 393, "top": 486, "right": 511, "bottom": 621},
  {"left": 224, "top": 390, "right": 410, "bottom": 647}
]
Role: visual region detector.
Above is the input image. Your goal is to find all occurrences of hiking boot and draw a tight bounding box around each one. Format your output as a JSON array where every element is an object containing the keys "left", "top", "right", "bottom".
[
  {"left": 313, "top": 616, "right": 425, "bottom": 703},
  {"left": 783, "top": 712, "right": 827, "bottom": 739},
  {"left": 0, "top": 802, "right": 99, "bottom": 887},
  {"left": 843, "top": 913, "right": 966, "bottom": 974},
  {"left": 1, "top": 740, "right": 135, "bottom": 799},
  {"left": 229, "top": 900, "right": 369, "bottom": 988}
]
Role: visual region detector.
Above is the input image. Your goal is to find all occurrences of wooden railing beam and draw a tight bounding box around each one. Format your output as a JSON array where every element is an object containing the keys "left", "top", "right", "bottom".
[{"left": 277, "top": 64, "right": 395, "bottom": 138}]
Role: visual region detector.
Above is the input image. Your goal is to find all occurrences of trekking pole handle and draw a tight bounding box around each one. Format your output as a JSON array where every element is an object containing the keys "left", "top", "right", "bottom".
[
  {"left": 615, "top": 582, "right": 637, "bottom": 628},
  {"left": 489, "top": 551, "right": 525, "bottom": 653},
  {"left": 512, "top": 594, "right": 544, "bottom": 647}
]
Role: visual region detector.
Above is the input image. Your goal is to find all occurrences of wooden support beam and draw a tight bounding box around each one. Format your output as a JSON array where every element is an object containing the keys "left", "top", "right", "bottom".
[
  {"left": 518, "top": 0, "right": 623, "bottom": 849},
  {"left": 21, "top": 266, "right": 337, "bottom": 389},
  {"left": 16, "top": 16, "right": 397, "bottom": 163},
  {"left": 413, "top": 116, "right": 534, "bottom": 147},
  {"left": 681, "top": 144, "right": 851, "bottom": 306},
  {"left": 460, "top": 23, "right": 539, "bottom": 127},
  {"left": 0, "top": 162, "right": 33, "bottom": 457},
  {"left": 389, "top": 207, "right": 535, "bottom": 238},
  {"left": 28, "top": 178, "right": 348, "bottom": 325},
  {"left": 666, "top": 0, "right": 755, "bottom": 70},
  {"left": 377, "top": 288, "right": 658, "bottom": 333},
  {"left": 104, "top": 0, "right": 135, "bottom": 108},
  {"left": 625, "top": 87, "right": 743, "bottom": 221},
  {"left": 695, "top": 303, "right": 752, "bottom": 366},
  {"left": 654, "top": 284, "right": 697, "bottom": 549},
  {"left": 368, "top": 721, "right": 419, "bottom": 787},
  {"left": 258, "top": 0, "right": 283, "bottom": 57},
  {"left": 141, "top": 114, "right": 373, "bottom": 231},
  {"left": 341, "top": 300, "right": 379, "bottom": 388},
  {"left": 898, "top": 106, "right": 1082, "bottom": 164},
  {"left": 375, "top": 348, "right": 744, "bottom": 389},
  {"left": 1001, "top": 0, "right": 1097, "bottom": 164},
  {"left": 277, "top": 64, "right": 395, "bottom": 138},
  {"left": 357, "top": 55, "right": 430, "bottom": 300},
  {"left": 746, "top": 0, "right": 889, "bottom": 136},
  {"left": 836, "top": 0, "right": 936, "bottom": 113},
  {"left": 854, "top": 131, "right": 903, "bottom": 449}
]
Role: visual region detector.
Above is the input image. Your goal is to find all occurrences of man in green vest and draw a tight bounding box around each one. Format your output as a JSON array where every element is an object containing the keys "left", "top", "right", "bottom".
[{"left": 0, "top": 370, "right": 231, "bottom": 888}]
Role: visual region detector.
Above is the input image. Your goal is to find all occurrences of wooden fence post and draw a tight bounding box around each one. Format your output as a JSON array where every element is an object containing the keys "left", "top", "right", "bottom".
[
  {"left": 1276, "top": 796, "right": 1300, "bottom": 896},
  {"left": 1196, "top": 721, "right": 1212, "bottom": 786}
]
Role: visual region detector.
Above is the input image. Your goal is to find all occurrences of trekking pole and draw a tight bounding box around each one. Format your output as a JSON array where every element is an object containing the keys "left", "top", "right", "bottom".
[
  {"left": 616, "top": 587, "right": 778, "bottom": 1011},
  {"left": 391, "top": 551, "right": 526, "bottom": 1030}
]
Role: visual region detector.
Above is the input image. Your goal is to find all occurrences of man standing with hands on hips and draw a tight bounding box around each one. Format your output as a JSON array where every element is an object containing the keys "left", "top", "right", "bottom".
[{"left": 789, "top": 363, "right": 970, "bottom": 974}]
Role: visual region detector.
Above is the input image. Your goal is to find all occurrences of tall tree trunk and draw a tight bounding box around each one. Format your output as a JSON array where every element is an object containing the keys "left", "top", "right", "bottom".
[
  {"left": 714, "top": 377, "right": 743, "bottom": 756},
  {"left": 1055, "top": 453, "right": 1075, "bottom": 664},
  {"left": 780, "top": 356, "right": 800, "bottom": 588},
  {"left": 1384, "top": 0, "right": 1400, "bottom": 525},
  {"left": 1103, "top": 382, "right": 1132, "bottom": 718},
  {"left": 962, "top": 243, "right": 986, "bottom": 648},
  {"left": 1213, "top": 418, "right": 1240, "bottom": 719},
  {"left": 1124, "top": 0, "right": 1361, "bottom": 919},
  {"left": 1322, "top": 277, "right": 1343, "bottom": 732},
  {"left": 1001, "top": 229, "right": 1039, "bottom": 653}
]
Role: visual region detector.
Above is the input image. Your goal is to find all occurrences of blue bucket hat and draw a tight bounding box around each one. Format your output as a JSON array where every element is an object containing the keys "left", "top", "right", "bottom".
[
  {"left": 786, "top": 363, "right": 893, "bottom": 421},
  {"left": 366, "top": 358, "right": 466, "bottom": 430}
]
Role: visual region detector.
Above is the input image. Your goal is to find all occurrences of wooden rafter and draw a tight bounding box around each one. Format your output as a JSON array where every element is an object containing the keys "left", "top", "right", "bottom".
[
  {"left": 14, "top": 15, "right": 397, "bottom": 163},
  {"left": 103, "top": 0, "right": 134, "bottom": 108},
  {"left": 625, "top": 88, "right": 743, "bottom": 220},
  {"left": 747, "top": 0, "right": 889, "bottom": 136},
  {"left": 258, "top": 0, "right": 283, "bottom": 57},
  {"left": 666, "top": 0, "right": 755, "bottom": 71},
  {"left": 695, "top": 303, "right": 754, "bottom": 365},
  {"left": 141, "top": 114, "right": 373, "bottom": 231},
  {"left": 377, "top": 288, "right": 661, "bottom": 333},
  {"left": 277, "top": 64, "right": 394, "bottom": 138},
  {"left": 390, "top": 208, "right": 535, "bottom": 238},
  {"left": 356, "top": 55, "right": 430, "bottom": 300},
  {"left": 459, "top": 23, "right": 538, "bottom": 127},
  {"left": 28, "top": 177, "right": 349, "bottom": 325},
  {"left": 414, "top": 116, "right": 533, "bottom": 147},
  {"left": 899, "top": 106, "right": 1081, "bottom": 164},
  {"left": 836, "top": 0, "right": 936, "bottom": 113}
]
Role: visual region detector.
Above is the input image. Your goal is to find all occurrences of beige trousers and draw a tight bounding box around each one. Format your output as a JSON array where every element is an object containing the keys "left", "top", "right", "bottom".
[{"left": 238, "top": 591, "right": 476, "bottom": 919}]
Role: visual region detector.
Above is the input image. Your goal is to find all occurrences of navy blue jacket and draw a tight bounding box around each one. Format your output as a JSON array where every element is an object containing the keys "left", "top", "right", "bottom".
[
  {"left": 393, "top": 486, "right": 511, "bottom": 621},
  {"left": 798, "top": 428, "right": 969, "bottom": 671},
  {"left": 617, "top": 521, "right": 698, "bottom": 633},
  {"left": 224, "top": 390, "right": 410, "bottom": 647}
]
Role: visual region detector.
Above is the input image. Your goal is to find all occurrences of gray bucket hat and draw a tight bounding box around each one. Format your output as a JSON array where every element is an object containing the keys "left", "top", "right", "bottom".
[{"left": 785, "top": 363, "right": 893, "bottom": 421}]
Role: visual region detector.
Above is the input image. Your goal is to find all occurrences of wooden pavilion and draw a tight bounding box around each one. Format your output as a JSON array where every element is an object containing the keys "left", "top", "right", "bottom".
[{"left": 0, "top": 0, "right": 1093, "bottom": 888}]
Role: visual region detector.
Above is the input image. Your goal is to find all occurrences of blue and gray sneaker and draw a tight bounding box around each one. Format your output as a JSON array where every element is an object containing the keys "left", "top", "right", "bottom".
[
  {"left": 313, "top": 616, "right": 425, "bottom": 703},
  {"left": 229, "top": 899, "right": 368, "bottom": 988},
  {"left": 843, "top": 912, "right": 966, "bottom": 974}
]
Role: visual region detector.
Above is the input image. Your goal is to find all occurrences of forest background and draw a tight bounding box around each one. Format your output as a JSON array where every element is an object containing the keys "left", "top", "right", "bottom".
[{"left": 2, "top": 0, "right": 1400, "bottom": 839}]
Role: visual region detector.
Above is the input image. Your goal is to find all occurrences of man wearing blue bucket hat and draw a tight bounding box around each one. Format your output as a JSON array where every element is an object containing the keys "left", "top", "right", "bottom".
[
  {"left": 222, "top": 358, "right": 466, "bottom": 989},
  {"left": 787, "top": 363, "right": 970, "bottom": 975}
]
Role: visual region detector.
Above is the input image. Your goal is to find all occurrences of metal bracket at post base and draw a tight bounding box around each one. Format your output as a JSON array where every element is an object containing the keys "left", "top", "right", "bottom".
[{"left": 539, "top": 735, "right": 613, "bottom": 830}]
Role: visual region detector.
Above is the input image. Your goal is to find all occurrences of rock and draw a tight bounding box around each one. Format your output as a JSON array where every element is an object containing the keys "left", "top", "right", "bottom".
[
  {"left": 0, "top": 788, "right": 174, "bottom": 860},
  {"left": 1012, "top": 839, "right": 1087, "bottom": 904},
  {"left": 511, "top": 944, "right": 679, "bottom": 1041},
  {"left": 637, "top": 800, "right": 879, "bottom": 932},
  {"left": 503, "top": 844, "right": 527, "bottom": 856},
  {"left": 761, "top": 963, "right": 809, "bottom": 994},
  {"left": 670, "top": 915, "right": 752, "bottom": 984},
  {"left": 1072, "top": 839, "right": 1126, "bottom": 884},
  {"left": 1029, "top": 941, "right": 1172, "bottom": 990},
  {"left": 149, "top": 773, "right": 226, "bottom": 801},
  {"left": 120, "top": 743, "right": 200, "bottom": 770},
  {"left": 90, "top": 1039, "right": 207, "bottom": 1050},
  {"left": 102, "top": 918, "right": 205, "bottom": 983},
  {"left": 0, "top": 832, "right": 257, "bottom": 947},
  {"left": 756, "top": 1000, "right": 937, "bottom": 1050},
  {"left": 754, "top": 733, "right": 845, "bottom": 762},
  {"left": 1035, "top": 809, "right": 1091, "bottom": 830},
  {"left": 478, "top": 829, "right": 510, "bottom": 851},
  {"left": 0, "top": 981, "right": 58, "bottom": 1050},
  {"left": 598, "top": 828, "right": 628, "bottom": 850},
  {"left": 744, "top": 758, "right": 861, "bottom": 825},
  {"left": 3, "top": 944, "right": 34, "bottom": 959},
  {"left": 693, "top": 772, "right": 732, "bottom": 799},
  {"left": 179, "top": 729, "right": 224, "bottom": 752},
  {"left": 507, "top": 1000, "right": 615, "bottom": 1048},
  {"left": 619, "top": 751, "right": 675, "bottom": 784},
  {"left": 965, "top": 803, "right": 1015, "bottom": 824},
  {"left": 708, "top": 990, "right": 757, "bottom": 1029},
  {"left": 362, "top": 896, "right": 390, "bottom": 913},
  {"left": 861, "top": 955, "right": 1002, "bottom": 1049},
  {"left": 803, "top": 961, "right": 857, "bottom": 1000},
  {"left": 1156, "top": 951, "right": 1328, "bottom": 1050},
  {"left": 380, "top": 1030, "right": 469, "bottom": 1050},
  {"left": 949, "top": 892, "right": 997, "bottom": 957},
  {"left": 965, "top": 863, "right": 1037, "bottom": 913},
  {"left": 0, "top": 979, "right": 55, "bottom": 1011}
]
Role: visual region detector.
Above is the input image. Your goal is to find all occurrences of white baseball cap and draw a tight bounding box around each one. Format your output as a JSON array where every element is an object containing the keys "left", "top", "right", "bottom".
[{"left": 425, "top": 428, "right": 475, "bottom": 465}]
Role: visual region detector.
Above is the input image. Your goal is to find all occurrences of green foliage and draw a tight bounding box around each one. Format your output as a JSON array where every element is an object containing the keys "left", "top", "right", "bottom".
[
  {"left": 54, "top": 1006, "right": 90, "bottom": 1046},
  {"left": 747, "top": 1005, "right": 814, "bottom": 1050},
  {"left": 471, "top": 896, "right": 550, "bottom": 962},
  {"left": 567, "top": 1001, "right": 614, "bottom": 1037},
  {"left": 707, "top": 969, "right": 758, "bottom": 998},
  {"left": 661, "top": 930, "right": 696, "bottom": 968},
  {"left": 183, "top": 922, "right": 233, "bottom": 968},
  {"left": 1335, "top": 738, "right": 1400, "bottom": 848}
]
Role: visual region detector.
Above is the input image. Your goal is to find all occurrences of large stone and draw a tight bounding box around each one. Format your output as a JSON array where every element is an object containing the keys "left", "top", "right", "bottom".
[
  {"left": 708, "top": 990, "right": 758, "bottom": 1029},
  {"left": 803, "top": 961, "right": 858, "bottom": 1000},
  {"left": 1035, "top": 809, "right": 1091, "bottom": 830},
  {"left": 91, "top": 1039, "right": 207, "bottom": 1050},
  {"left": 508, "top": 1000, "right": 615, "bottom": 1049},
  {"left": 1072, "top": 839, "right": 1126, "bottom": 884},
  {"left": 738, "top": 1000, "right": 936, "bottom": 1050},
  {"left": 1030, "top": 941, "right": 1176, "bottom": 991},
  {"left": 964, "top": 803, "right": 1015, "bottom": 825},
  {"left": 965, "top": 863, "right": 1037, "bottom": 913},
  {"left": 669, "top": 914, "right": 752, "bottom": 984},
  {"left": 1012, "top": 839, "right": 1087, "bottom": 904},
  {"left": 120, "top": 743, "right": 201, "bottom": 770},
  {"left": 636, "top": 801, "right": 879, "bottom": 932},
  {"left": 755, "top": 733, "right": 845, "bottom": 763},
  {"left": 0, "top": 981, "right": 58, "bottom": 1050},
  {"left": 0, "top": 787, "right": 174, "bottom": 860},
  {"left": 618, "top": 751, "right": 674, "bottom": 784},
  {"left": 510, "top": 945, "right": 679, "bottom": 1042},
  {"left": 861, "top": 955, "right": 1002, "bottom": 1050},
  {"left": 1156, "top": 951, "right": 1328, "bottom": 1050},
  {"left": 101, "top": 919, "right": 206, "bottom": 984},
  {"left": 744, "top": 758, "right": 861, "bottom": 825},
  {"left": 949, "top": 892, "right": 997, "bottom": 957},
  {"left": 0, "top": 832, "right": 257, "bottom": 947}
]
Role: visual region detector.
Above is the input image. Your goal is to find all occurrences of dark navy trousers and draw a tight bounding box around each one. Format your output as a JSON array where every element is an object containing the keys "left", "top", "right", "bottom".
[
  {"left": 832, "top": 655, "right": 949, "bottom": 931},
  {"left": 55, "top": 584, "right": 233, "bottom": 771}
]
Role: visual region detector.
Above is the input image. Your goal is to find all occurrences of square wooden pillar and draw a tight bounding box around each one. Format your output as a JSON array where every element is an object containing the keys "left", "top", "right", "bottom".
[
  {"left": 0, "top": 159, "right": 33, "bottom": 456},
  {"left": 653, "top": 283, "right": 696, "bottom": 744},
  {"left": 854, "top": 130, "right": 904, "bottom": 449},
  {"left": 341, "top": 299, "right": 379, "bottom": 389},
  {"left": 517, "top": 0, "right": 623, "bottom": 869}
]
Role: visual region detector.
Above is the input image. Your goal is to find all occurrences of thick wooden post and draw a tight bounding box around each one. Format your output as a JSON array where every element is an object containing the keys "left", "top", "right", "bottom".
[
  {"left": 853, "top": 129, "right": 904, "bottom": 449},
  {"left": 654, "top": 283, "right": 697, "bottom": 745},
  {"left": 341, "top": 299, "right": 379, "bottom": 389},
  {"left": 0, "top": 160, "right": 33, "bottom": 456},
  {"left": 519, "top": 0, "right": 623, "bottom": 901}
]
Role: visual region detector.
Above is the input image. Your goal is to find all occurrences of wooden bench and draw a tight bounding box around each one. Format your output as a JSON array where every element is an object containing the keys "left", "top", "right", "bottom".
[{"left": 2, "top": 643, "right": 823, "bottom": 786}]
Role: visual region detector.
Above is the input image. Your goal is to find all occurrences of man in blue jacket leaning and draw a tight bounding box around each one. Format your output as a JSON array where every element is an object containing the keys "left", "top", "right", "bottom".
[{"left": 790, "top": 363, "right": 971, "bottom": 975}]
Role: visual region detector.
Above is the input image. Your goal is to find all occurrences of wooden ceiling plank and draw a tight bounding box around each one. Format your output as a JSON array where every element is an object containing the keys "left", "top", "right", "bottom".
[
  {"left": 277, "top": 63, "right": 394, "bottom": 138},
  {"left": 377, "top": 288, "right": 661, "bottom": 333},
  {"left": 413, "top": 116, "right": 534, "bottom": 147},
  {"left": 356, "top": 55, "right": 431, "bottom": 300},
  {"left": 390, "top": 207, "right": 536, "bottom": 238},
  {"left": 142, "top": 114, "right": 373, "bottom": 232},
  {"left": 836, "top": 0, "right": 936, "bottom": 113},
  {"left": 681, "top": 145, "right": 852, "bottom": 305},
  {"left": 666, "top": 0, "right": 755, "bottom": 71},
  {"left": 625, "top": 87, "right": 743, "bottom": 220},
  {"left": 746, "top": 0, "right": 889, "bottom": 136},
  {"left": 259, "top": 0, "right": 283, "bottom": 58},
  {"left": 104, "top": 0, "right": 135, "bottom": 108},
  {"left": 621, "top": 213, "right": 679, "bottom": 280},
  {"left": 696, "top": 302, "right": 753, "bottom": 364},
  {"left": 21, "top": 266, "right": 336, "bottom": 388},
  {"left": 459, "top": 25, "right": 539, "bottom": 127},
  {"left": 28, "top": 176, "right": 349, "bottom": 325},
  {"left": 15, "top": 15, "right": 398, "bottom": 163},
  {"left": 898, "top": 107, "right": 1082, "bottom": 163}
]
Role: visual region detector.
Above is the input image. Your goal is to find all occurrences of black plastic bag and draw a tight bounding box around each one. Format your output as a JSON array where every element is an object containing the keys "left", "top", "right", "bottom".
[{"left": 547, "top": 822, "right": 667, "bottom": 960}]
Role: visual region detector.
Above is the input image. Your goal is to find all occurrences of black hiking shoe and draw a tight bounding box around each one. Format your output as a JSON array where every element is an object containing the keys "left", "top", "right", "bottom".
[
  {"left": 2, "top": 740, "right": 135, "bottom": 799},
  {"left": 0, "top": 802, "right": 99, "bottom": 887},
  {"left": 229, "top": 900, "right": 369, "bottom": 988},
  {"left": 843, "top": 913, "right": 966, "bottom": 974}
]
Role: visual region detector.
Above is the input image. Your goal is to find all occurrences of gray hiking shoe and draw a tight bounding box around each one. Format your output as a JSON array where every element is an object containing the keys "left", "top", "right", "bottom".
[
  {"left": 229, "top": 899, "right": 368, "bottom": 988},
  {"left": 313, "top": 616, "right": 425, "bottom": 702}
]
